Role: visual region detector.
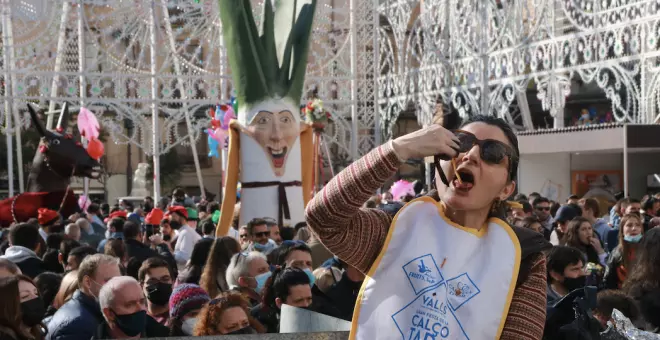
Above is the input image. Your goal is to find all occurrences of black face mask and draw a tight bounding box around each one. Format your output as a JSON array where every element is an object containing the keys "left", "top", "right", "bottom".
[
  {"left": 563, "top": 275, "right": 587, "bottom": 293},
  {"left": 227, "top": 326, "right": 257, "bottom": 335},
  {"left": 169, "top": 220, "right": 182, "bottom": 230},
  {"left": 112, "top": 310, "right": 147, "bottom": 337},
  {"left": 21, "top": 297, "right": 46, "bottom": 327},
  {"left": 146, "top": 282, "right": 172, "bottom": 306}
]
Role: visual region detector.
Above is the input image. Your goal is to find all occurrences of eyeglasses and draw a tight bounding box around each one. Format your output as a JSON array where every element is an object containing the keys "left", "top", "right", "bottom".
[
  {"left": 239, "top": 234, "right": 249, "bottom": 239},
  {"left": 535, "top": 207, "right": 550, "bottom": 211},
  {"left": 254, "top": 231, "right": 269, "bottom": 237},
  {"left": 434, "top": 130, "right": 517, "bottom": 188},
  {"left": 453, "top": 130, "right": 517, "bottom": 165}
]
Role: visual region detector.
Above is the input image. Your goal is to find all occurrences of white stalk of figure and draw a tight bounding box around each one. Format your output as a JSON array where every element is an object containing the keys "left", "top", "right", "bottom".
[{"left": 215, "top": 0, "right": 316, "bottom": 236}]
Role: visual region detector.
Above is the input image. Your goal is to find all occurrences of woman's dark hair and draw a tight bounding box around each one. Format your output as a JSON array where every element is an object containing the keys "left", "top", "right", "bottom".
[
  {"left": 564, "top": 217, "right": 592, "bottom": 247},
  {"left": 199, "top": 218, "right": 216, "bottom": 236},
  {"left": 200, "top": 237, "right": 241, "bottom": 298},
  {"left": 34, "top": 272, "right": 62, "bottom": 309},
  {"left": 0, "top": 275, "right": 44, "bottom": 339},
  {"left": 178, "top": 238, "right": 214, "bottom": 285},
  {"left": 42, "top": 249, "right": 64, "bottom": 274},
  {"left": 262, "top": 267, "right": 310, "bottom": 310},
  {"left": 564, "top": 217, "right": 601, "bottom": 264},
  {"left": 623, "top": 228, "right": 660, "bottom": 294}
]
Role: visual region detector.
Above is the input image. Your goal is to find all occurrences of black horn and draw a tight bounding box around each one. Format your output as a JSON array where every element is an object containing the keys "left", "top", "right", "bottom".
[
  {"left": 27, "top": 103, "right": 49, "bottom": 136},
  {"left": 56, "top": 102, "right": 69, "bottom": 132}
]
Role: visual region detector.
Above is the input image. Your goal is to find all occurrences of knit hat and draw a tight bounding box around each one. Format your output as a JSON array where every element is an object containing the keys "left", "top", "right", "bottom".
[
  {"left": 145, "top": 208, "right": 164, "bottom": 225},
  {"left": 167, "top": 206, "right": 188, "bottom": 220},
  {"left": 186, "top": 207, "right": 198, "bottom": 221},
  {"left": 37, "top": 208, "right": 59, "bottom": 226},
  {"left": 169, "top": 284, "right": 210, "bottom": 321}
]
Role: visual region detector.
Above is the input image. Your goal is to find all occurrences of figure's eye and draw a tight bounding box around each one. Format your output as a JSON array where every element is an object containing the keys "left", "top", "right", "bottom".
[
  {"left": 280, "top": 116, "right": 291, "bottom": 124},
  {"left": 258, "top": 116, "right": 270, "bottom": 124},
  {"left": 51, "top": 139, "right": 60, "bottom": 145}
]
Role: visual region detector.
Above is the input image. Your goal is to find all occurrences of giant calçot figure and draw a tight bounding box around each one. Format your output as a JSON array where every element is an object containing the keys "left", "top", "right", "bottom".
[
  {"left": 215, "top": 0, "right": 317, "bottom": 235},
  {"left": 0, "top": 103, "right": 102, "bottom": 227}
]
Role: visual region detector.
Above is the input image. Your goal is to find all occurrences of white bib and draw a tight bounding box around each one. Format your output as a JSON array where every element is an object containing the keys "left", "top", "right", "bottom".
[{"left": 351, "top": 197, "right": 521, "bottom": 340}]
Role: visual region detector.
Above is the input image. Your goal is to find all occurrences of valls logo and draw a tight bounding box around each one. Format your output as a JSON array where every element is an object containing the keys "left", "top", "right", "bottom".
[{"left": 402, "top": 254, "right": 444, "bottom": 295}]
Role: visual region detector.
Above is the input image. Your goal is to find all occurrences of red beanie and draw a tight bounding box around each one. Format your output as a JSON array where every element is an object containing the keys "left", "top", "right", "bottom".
[
  {"left": 37, "top": 208, "right": 59, "bottom": 226},
  {"left": 145, "top": 208, "right": 164, "bottom": 225},
  {"left": 167, "top": 206, "right": 188, "bottom": 219}
]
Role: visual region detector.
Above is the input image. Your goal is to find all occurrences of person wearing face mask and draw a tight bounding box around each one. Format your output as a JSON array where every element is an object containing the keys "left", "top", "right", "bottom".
[
  {"left": 47, "top": 254, "right": 121, "bottom": 340},
  {"left": 245, "top": 218, "right": 277, "bottom": 255},
  {"left": 252, "top": 267, "right": 313, "bottom": 333},
  {"left": 167, "top": 284, "right": 210, "bottom": 336},
  {"left": 546, "top": 246, "right": 588, "bottom": 305},
  {"left": 94, "top": 276, "right": 169, "bottom": 339},
  {"left": 273, "top": 241, "right": 316, "bottom": 286},
  {"left": 122, "top": 221, "right": 176, "bottom": 280},
  {"left": 226, "top": 252, "right": 271, "bottom": 308},
  {"left": 604, "top": 213, "right": 643, "bottom": 289},
  {"left": 137, "top": 258, "right": 174, "bottom": 325},
  {"left": 97, "top": 218, "right": 125, "bottom": 253},
  {"left": 166, "top": 207, "right": 202, "bottom": 273},
  {"left": 193, "top": 292, "right": 265, "bottom": 335},
  {"left": 0, "top": 275, "right": 47, "bottom": 340}
]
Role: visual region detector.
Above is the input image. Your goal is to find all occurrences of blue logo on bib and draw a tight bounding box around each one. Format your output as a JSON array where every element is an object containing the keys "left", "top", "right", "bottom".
[
  {"left": 446, "top": 273, "right": 480, "bottom": 311},
  {"left": 402, "top": 254, "right": 443, "bottom": 295}
]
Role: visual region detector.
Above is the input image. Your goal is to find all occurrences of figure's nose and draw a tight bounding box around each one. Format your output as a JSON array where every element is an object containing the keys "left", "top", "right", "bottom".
[
  {"left": 270, "top": 122, "right": 283, "bottom": 141},
  {"left": 459, "top": 145, "right": 480, "bottom": 165}
]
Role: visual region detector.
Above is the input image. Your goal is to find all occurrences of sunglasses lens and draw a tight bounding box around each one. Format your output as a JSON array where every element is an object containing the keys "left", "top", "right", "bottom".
[
  {"left": 481, "top": 141, "right": 508, "bottom": 164},
  {"left": 455, "top": 131, "right": 475, "bottom": 153}
]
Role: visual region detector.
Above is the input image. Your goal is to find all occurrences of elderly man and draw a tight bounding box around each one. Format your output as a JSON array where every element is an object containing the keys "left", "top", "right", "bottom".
[
  {"left": 47, "top": 254, "right": 122, "bottom": 340},
  {"left": 96, "top": 276, "right": 169, "bottom": 339},
  {"left": 77, "top": 218, "right": 104, "bottom": 249},
  {"left": 65, "top": 223, "right": 81, "bottom": 242},
  {"left": 226, "top": 251, "right": 271, "bottom": 307}
]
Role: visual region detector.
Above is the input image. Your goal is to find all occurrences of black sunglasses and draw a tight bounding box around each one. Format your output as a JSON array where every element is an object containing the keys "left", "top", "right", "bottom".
[
  {"left": 434, "top": 130, "right": 517, "bottom": 187},
  {"left": 254, "top": 231, "right": 269, "bottom": 237},
  {"left": 536, "top": 206, "right": 550, "bottom": 211}
]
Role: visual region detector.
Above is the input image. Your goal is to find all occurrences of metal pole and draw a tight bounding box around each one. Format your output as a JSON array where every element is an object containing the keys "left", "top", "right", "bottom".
[
  {"left": 48, "top": 1, "right": 72, "bottom": 129},
  {"left": 148, "top": 0, "right": 160, "bottom": 202},
  {"left": 1, "top": 0, "right": 13, "bottom": 197},
  {"left": 623, "top": 125, "right": 629, "bottom": 197},
  {"left": 372, "top": 0, "right": 381, "bottom": 147},
  {"left": 77, "top": 1, "right": 89, "bottom": 197},
  {"left": 4, "top": 0, "right": 22, "bottom": 192},
  {"left": 160, "top": 2, "right": 206, "bottom": 198},
  {"left": 349, "top": 0, "right": 358, "bottom": 160},
  {"left": 479, "top": 1, "right": 489, "bottom": 114}
]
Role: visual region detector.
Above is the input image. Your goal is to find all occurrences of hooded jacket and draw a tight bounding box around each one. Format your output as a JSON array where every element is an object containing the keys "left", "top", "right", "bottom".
[{"left": 0, "top": 245, "right": 46, "bottom": 278}]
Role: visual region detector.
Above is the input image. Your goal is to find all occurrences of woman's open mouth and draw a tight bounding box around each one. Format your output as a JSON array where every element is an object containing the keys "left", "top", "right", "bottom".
[
  {"left": 268, "top": 147, "right": 288, "bottom": 168},
  {"left": 452, "top": 168, "right": 475, "bottom": 192}
]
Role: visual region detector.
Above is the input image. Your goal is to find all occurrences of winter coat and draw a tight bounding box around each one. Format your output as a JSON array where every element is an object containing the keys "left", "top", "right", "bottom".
[
  {"left": 0, "top": 246, "right": 46, "bottom": 278},
  {"left": 46, "top": 291, "right": 103, "bottom": 340}
]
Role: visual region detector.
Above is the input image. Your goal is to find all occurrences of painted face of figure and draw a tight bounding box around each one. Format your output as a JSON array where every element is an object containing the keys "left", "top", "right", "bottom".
[{"left": 247, "top": 109, "right": 299, "bottom": 177}]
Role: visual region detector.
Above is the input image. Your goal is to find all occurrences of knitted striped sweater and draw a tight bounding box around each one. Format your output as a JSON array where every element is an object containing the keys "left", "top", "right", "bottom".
[{"left": 305, "top": 141, "right": 546, "bottom": 340}]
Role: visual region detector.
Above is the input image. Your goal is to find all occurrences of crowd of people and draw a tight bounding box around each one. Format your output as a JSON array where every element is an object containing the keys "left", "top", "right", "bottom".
[
  {"left": 0, "top": 188, "right": 364, "bottom": 339},
  {"left": 1, "top": 131, "right": 659, "bottom": 339}
]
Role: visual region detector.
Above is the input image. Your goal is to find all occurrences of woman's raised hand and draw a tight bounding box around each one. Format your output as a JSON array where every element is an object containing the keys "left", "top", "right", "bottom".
[{"left": 391, "top": 124, "right": 461, "bottom": 161}]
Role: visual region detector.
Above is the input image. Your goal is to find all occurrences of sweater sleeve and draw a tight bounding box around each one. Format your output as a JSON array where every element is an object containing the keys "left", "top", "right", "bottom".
[
  {"left": 500, "top": 254, "right": 547, "bottom": 340},
  {"left": 305, "top": 141, "right": 402, "bottom": 273}
]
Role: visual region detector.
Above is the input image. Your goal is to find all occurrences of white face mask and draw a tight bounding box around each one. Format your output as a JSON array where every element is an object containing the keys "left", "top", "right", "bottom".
[{"left": 181, "top": 318, "right": 197, "bottom": 335}]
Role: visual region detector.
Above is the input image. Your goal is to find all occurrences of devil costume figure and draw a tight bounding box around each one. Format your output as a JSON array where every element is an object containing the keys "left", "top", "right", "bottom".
[
  {"left": 0, "top": 104, "right": 102, "bottom": 227},
  {"left": 215, "top": 0, "right": 316, "bottom": 235}
]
